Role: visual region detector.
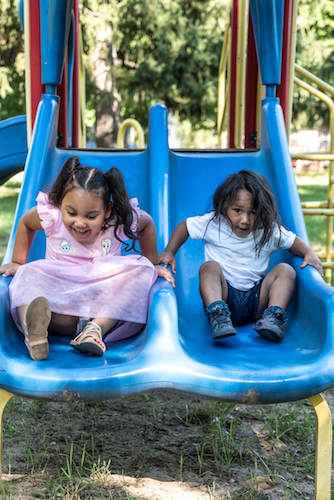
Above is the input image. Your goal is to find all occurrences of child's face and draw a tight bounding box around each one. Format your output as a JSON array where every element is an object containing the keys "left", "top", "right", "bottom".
[
  {"left": 226, "top": 189, "right": 255, "bottom": 238},
  {"left": 60, "top": 188, "right": 111, "bottom": 244}
]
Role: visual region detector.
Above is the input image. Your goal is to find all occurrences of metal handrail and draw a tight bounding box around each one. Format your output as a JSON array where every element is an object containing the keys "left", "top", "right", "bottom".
[
  {"left": 292, "top": 67, "right": 334, "bottom": 283},
  {"left": 234, "top": 0, "right": 249, "bottom": 148},
  {"left": 217, "top": 24, "right": 231, "bottom": 147},
  {"left": 117, "top": 119, "right": 145, "bottom": 149}
]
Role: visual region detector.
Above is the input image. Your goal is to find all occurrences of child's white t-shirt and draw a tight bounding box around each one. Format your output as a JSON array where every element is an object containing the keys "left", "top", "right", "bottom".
[{"left": 186, "top": 212, "right": 296, "bottom": 291}]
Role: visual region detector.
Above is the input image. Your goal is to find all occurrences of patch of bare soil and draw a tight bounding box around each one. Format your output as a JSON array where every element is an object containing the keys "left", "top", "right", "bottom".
[{"left": 1, "top": 387, "right": 334, "bottom": 499}]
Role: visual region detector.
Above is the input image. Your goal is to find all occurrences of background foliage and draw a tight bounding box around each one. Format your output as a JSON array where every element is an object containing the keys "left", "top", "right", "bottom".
[
  {"left": 0, "top": 0, "right": 333, "bottom": 144},
  {"left": 293, "top": 0, "right": 334, "bottom": 131},
  {"left": 0, "top": 0, "right": 25, "bottom": 120}
]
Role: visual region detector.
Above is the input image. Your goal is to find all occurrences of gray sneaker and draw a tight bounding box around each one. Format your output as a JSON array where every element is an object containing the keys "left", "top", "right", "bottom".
[
  {"left": 205, "top": 300, "right": 237, "bottom": 340},
  {"left": 253, "top": 306, "right": 287, "bottom": 343}
]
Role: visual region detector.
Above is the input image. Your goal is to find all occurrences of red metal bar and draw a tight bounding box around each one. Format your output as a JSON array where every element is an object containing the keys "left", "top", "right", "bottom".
[
  {"left": 276, "top": 0, "right": 292, "bottom": 127},
  {"left": 29, "top": 0, "right": 45, "bottom": 132},
  {"left": 244, "top": 13, "right": 258, "bottom": 148},
  {"left": 72, "top": 0, "right": 80, "bottom": 147}
]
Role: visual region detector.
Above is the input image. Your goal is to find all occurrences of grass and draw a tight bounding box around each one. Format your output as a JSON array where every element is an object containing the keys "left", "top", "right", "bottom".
[
  {"left": 0, "top": 393, "right": 324, "bottom": 499},
  {"left": 294, "top": 171, "right": 330, "bottom": 254},
  {"left": 0, "top": 172, "right": 22, "bottom": 262},
  {"left": 0, "top": 170, "right": 332, "bottom": 499}
]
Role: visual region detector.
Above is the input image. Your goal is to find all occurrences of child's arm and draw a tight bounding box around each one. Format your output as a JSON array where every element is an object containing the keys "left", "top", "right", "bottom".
[
  {"left": 136, "top": 210, "right": 175, "bottom": 287},
  {"left": 0, "top": 207, "right": 43, "bottom": 277},
  {"left": 288, "top": 236, "right": 323, "bottom": 276},
  {"left": 158, "top": 220, "right": 189, "bottom": 274}
]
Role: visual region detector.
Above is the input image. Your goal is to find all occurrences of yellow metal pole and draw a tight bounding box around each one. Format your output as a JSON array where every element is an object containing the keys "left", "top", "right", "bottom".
[
  {"left": 255, "top": 71, "right": 266, "bottom": 148},
  {"left": 308, "top": 394, "right": 332, "bottom": 500},
  {"left": 295, "top": 64, "right": 334, "bottom": 98},
  {"left": 0, "top": 389, "right": 14, "bottom": 487},
  {"left": 79, "top": 29, "right": 86, "bottom": 148},
  {"left": 294, "top": 75, "right": 334, "bottom": 283},
  {"left": 117, "top": 119, "right": 145, "bottom": 149},
  {"left": 217, "top": 24, "right": 231, "bottom": 148},
  {"left": 234, "top": 0, "right": 249, "bottom": 148},
  {"left": 291, "top": 153, "right": 334, "bottom": 162}
]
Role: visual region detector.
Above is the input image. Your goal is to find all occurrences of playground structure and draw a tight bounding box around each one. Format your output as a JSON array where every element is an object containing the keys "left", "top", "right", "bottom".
[
  {"left": 217, "top": 0, "right": 334, "bottom": 286},
  {"left": 0, "top": 0, "right": 334, "bottom": 498}
]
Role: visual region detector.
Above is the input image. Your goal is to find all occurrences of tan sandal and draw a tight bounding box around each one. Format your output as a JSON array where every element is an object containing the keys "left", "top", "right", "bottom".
[
  {"left": 70, "top": 321, "right": 106, "bottom": 356},
  {"left": 23, "top": 297, "right": 51, "bottom": 361}
]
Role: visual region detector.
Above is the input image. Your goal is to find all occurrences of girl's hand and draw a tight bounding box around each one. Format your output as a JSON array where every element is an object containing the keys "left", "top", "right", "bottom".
[
  {"left": 155, "top": 265, "right": 175, "bottom": 288},
  {"left": 0, "top": 262, "right": 21, "bottom": 277},
  {"left": 300, "top": 250, "right": 323, "bottom": 276},
  {"left": 158, "top": 251, "right": 176, "bottom": 274}
]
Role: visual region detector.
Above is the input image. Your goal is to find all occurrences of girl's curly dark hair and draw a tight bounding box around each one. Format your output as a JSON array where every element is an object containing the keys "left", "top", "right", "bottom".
[
  {"left": 212, "top": 170, "right": 281, "bottom": 254},
  {"left": 48, "top": 156, "right": 138, "bottom": 250}
]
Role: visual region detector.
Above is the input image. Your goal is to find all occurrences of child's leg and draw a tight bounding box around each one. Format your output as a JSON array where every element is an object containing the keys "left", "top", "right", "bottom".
[
  {"left": 254, "top": 263, "right": 296, "bottom": 342},
  {"left": 17, "top": 297, "right": 51, "bottom": 361},
  {"left": 256, "top": 263, "right": 296, "bottom": 317},
  {"left": 49, "top": 313, "right": 79, "bottom": 336},
  {"left": 199, "top": 261, "right": 228, "bottom": 306},
  {"left": 70, "top": 317, "right": 119, "bottom": 356},
  {"left": 199, "top": 261, "right": 236, "bottom": 339}
]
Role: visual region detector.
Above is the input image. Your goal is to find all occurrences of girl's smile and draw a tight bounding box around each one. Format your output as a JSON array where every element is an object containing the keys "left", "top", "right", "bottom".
[
  {"left": 60, "top": 188, "right": 111, "bottom": 244},
  {"left": 226, "top": 189, "right": 255, "bottom": 238}
]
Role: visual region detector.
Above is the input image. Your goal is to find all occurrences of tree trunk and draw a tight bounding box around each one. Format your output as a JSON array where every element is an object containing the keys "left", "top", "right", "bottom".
[{"left": 92, "top": 22, "right": 121, "bottom": 148}]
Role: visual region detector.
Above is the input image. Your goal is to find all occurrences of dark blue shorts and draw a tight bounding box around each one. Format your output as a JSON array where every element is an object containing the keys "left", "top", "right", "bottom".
[{"left": 226, "top": 279, "right": 263, "bottom": 326}]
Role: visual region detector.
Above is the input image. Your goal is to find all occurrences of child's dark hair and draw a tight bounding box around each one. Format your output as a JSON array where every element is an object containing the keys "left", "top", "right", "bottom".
[
  {"left": 48, "top": 156, "right": 137, "bottom": 250},
  {"left": 213, "top": 170, "right": 281, "bottom": 253}
]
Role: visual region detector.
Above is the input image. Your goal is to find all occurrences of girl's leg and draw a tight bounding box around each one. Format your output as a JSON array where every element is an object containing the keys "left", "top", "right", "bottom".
[
  {"left": 17, "top": 297, "right": 51, "bottom": 361},
  {"left": 254, "top": 263, "right": 296, "bottom": 342},
  {"left": 70, "top": 317, "right": 119, "bottom": 355},
  {"left": 199, "top": 261, "right": 236, "bottom": 339},
  {"left": 18, "top": 306, "right": 79, "bottom": 338},
  {"left": 256, "top": 263, "right": 296, "bottom": 318},
  {"left": 49, "top": 313, "right": 78, "bottom": 336}
]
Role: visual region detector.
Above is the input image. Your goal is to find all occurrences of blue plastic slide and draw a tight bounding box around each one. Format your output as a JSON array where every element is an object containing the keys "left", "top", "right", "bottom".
[
  {"left": 0, "top": 95, "right": 334, "bottom": 405},
  {"left": 0, "top": 116, "right": 27, "bottom": 185},
  {"left": 0, "top": 0, "right": 334, "bottom": 407}
]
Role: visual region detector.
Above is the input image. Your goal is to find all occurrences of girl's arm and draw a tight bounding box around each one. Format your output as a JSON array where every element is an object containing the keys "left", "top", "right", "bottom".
[
  {"left": 288, "top": 236, "right": 323, "bottom": 276},
  {"left": 0, "top": 207, "right": 43, "bottom": 277},
  {"left": 136, "top": 210, "right": 175, "bottom": 287},
  {"left": 158, "top": 220, "right": 189, "bottom": 274}
]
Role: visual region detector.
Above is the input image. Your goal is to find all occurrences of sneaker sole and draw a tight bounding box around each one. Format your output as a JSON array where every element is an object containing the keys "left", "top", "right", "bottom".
[
  {"left": 253, "top": 326, "right": 283, "bottom": 343},
  {"left": 212, "top": 330, "right": 237, "bottom": 340}
]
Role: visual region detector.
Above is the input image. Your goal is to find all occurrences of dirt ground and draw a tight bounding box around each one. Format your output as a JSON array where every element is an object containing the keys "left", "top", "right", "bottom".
[{"left": 1, "top": 386, "right": 334, "bottom": 499}]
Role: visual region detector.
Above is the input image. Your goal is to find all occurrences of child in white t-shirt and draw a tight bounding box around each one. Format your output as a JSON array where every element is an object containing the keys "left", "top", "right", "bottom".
[{"left": 159, "top": 170, "right": 323, "bottom": 343}]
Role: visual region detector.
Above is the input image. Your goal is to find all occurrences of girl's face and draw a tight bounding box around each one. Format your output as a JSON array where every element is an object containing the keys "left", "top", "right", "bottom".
[
  {"left": 60, "top": 188, "right": 111, "bottom": 244},
  {"left": 226, "top": 189, "right": 255, "bottom": 238}
]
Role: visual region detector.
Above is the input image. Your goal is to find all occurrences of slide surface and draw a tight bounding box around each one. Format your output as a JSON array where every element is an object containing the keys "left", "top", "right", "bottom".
[
  {"left": 0, "top": 116, "right": 27, "bottom": 185},
  {"left": 0, "top": 98, "right": 333, "bottom": 405}
]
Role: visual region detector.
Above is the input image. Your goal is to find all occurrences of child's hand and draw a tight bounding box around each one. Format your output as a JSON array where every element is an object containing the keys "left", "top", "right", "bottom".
[
  {"left": 300, "top": 250, "right": 323, "bottom": 276},
  {"left": 158, "top": 251, "right": 176, "bottom": 274},
  {"left": 0, "top": 262, "right": 21, "bottom": 277},
  {"left": 155, "top": 265, "right": 175, "bottom": 288}
]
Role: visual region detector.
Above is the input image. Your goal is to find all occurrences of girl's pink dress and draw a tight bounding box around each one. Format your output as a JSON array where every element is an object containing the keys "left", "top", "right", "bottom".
[{"left": 9, "top": 192, "right": 158, "bottom": 340}]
